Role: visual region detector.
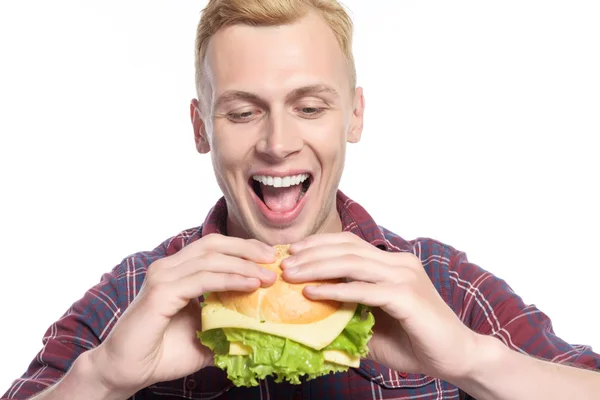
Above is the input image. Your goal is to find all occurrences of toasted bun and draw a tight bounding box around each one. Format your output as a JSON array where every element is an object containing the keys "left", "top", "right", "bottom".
[{"left": 216, "top": 244, "right": 342, "bottom": 324}]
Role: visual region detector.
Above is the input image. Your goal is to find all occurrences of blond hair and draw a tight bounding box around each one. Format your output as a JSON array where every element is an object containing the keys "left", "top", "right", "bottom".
[{"left": 194, "top": 0, "right": 356, "bottom": 105}]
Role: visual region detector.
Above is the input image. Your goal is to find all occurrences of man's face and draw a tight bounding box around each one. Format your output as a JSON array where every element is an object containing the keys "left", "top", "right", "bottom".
[{"left": 191, "top": 11, "right": 364, "bottom": 245}]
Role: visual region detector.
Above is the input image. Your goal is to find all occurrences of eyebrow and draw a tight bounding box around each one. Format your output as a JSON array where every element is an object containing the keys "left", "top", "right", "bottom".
[
  {"left": 214, "top": 90, "right": 265, "bottom": 110},
  {"left": 213, "top": 84, "right": 340, "bottom": 110},
  {"left": 285, "top": 84, "right": 339, "bottom": 102}
]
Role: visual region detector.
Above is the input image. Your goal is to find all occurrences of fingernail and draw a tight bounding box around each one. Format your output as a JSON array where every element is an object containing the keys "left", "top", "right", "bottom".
[
  {"left": 246, "top": 277, "right": 260, "bottom": 286},
  {"left": 266, "top": 248, "right": 277, "bottom": 257},
  {"left": 304, "top": 285, "right": 318, "bottom": 295},
  {"left": 289, "top": 243, "right": 302, "bottom": 252},
  {"left": 285, "top": 266, "right": 298, "bottom": 276},
  {"left": 263, "top": 252, "right": 277, "bottom": 263},
  {"left": 281, "top": 258, "right": 295, "bottom": 268},
  {"left": 263, "top": 270, "right": 276, "bottom": 279}
]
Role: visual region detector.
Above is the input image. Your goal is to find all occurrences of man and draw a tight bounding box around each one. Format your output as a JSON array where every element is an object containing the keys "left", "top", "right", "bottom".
[{"left": 3, "top": 0, "right": 600, "bottom": 399}]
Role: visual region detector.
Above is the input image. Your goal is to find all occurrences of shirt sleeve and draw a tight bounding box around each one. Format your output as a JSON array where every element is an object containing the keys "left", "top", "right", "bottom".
[
  {"left": 2, "top": 269, "right": 122, "bottom": 400},
  {"left": 448, "top": 249, "right": 600, "bottom": 370}
]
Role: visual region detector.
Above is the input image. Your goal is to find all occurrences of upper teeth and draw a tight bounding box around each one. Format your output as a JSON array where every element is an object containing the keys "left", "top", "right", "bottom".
[{"left": 252, "top": 173, "right": 310, "bottom": 188}]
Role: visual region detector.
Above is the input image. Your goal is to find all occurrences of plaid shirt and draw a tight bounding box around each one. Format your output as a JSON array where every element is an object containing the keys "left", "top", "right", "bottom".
[{"left": 4, "top": 190, "right": 600, "bottom": 400}]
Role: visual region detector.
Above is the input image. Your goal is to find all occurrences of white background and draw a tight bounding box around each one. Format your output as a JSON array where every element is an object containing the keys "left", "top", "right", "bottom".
[{"left": 1, "top": 0, "right": 599, "bottom": 392}]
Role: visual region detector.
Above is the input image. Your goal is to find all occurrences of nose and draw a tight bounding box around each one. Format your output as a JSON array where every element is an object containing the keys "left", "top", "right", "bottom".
[{"left": 256, "top": 112, "right": 303, "bottom": 161}]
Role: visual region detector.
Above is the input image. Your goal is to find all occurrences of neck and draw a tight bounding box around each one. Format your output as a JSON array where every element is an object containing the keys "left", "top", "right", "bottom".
[{"left": 317, "top": 208, "right": 343, "bottom": 234}]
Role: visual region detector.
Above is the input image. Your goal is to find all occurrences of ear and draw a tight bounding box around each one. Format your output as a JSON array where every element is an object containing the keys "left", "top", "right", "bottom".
[
  {"left": 190, "top": 98, "right": 210, "bottom": 154},
  {"left": 347, "top": 87, "right": 365, "bottom": 144}
]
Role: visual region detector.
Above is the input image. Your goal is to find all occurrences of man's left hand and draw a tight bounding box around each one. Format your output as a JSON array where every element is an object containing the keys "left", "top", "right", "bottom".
[{"left": 281, "top": 231, "right": 482, "bottom": 382}]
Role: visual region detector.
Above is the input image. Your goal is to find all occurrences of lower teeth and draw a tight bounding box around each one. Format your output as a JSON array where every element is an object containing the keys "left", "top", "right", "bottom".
[{"left": 297, "top": 189, "right": 306, "bottom": 202}]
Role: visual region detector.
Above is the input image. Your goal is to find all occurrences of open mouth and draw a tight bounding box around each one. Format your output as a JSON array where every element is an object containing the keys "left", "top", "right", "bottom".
[{"left": 250, "top": 173, "right": 312, "bottom": 213}]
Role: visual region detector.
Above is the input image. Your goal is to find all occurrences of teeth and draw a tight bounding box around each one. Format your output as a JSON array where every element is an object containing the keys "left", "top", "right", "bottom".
[{"left": 252, "top": 173, "right": 310, "bottom": 188}]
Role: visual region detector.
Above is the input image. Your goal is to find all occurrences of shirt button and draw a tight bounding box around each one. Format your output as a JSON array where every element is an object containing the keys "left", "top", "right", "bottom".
[{"left": 185, "top": 377, "right": 197, "bottom": 390}]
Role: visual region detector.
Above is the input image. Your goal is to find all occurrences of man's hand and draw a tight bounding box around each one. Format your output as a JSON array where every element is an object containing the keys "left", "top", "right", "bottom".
[
  {"left": 282, "top": 232, "right": 600, "bottom": 400},
  {"left": 87, "top": 234, "right": 277, "bottom": 398},
  {"left": 280, "top": 231, "right": 478, "bottom": 382}
]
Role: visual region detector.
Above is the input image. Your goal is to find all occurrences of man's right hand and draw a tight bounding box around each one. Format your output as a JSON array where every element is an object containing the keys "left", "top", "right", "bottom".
[{"left": 86, "top": 234, "right": 277, "bottom": 398}]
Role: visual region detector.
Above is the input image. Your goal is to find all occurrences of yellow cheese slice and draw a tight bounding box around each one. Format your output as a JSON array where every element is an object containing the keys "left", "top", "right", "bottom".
[
  {"left": 228, "top": 341, "right": 361, "bottom": 368},
  {"left": 229, "top": 341, "right": 253, "bottom": 355},
  {"left": 322, "top": 350, "right": 361, "bottom": 368},
  {"left": 202, "top": 295, "right": 357, "bottom": 350}
]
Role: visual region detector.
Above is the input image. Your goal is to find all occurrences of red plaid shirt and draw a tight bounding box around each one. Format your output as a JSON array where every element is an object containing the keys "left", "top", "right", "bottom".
[{"left": 4, "top": 190, "right": 599, "bottom": 399}]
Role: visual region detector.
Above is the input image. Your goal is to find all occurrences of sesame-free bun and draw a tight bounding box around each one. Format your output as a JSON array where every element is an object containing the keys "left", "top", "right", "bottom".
[{"left": 216, "top": 244, "right": 342, "bottom": 324}]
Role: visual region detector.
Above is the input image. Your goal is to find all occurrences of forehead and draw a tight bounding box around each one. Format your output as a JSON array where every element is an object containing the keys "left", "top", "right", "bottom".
[{"left": 203, "top": 11, "right": 350, "bottom": 100}]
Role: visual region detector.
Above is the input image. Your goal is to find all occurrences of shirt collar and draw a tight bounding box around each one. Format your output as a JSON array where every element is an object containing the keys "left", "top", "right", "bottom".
[{"left": 200, "top": 189, "right": 393, "bottom": 251}]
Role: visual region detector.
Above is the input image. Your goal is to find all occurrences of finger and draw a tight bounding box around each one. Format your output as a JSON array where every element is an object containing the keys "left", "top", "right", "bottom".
[
  {"left": 282, "top": 253, "right": 400, "bottom": 284},
  {"left": 303, "top": 281, "right": 395, "bottom": 308},
  {"left": 282, "top": 242, "right": 390, "bottom": 271},
  {"left": 289, "top": 231, "right": 360, "bottom": 252},
  {"left": 177, "top": 271, "right": 261, "bottom": 299},
  {"left": 152, "top": 252, "right": 278, "bottom": 287},
  {"left": 169, "top": 234, "right": 277, "bottom": 268},
  {"left": 305, "top": 281, "right": 423, "bottom": 323},
  {"left": 152, "top": 271, "right": 262, "bottom": 317}
]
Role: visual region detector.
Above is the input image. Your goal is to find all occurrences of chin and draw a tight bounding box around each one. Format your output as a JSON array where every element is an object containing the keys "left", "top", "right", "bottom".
[{"left": 248, "top": 223, "right": 313, "bottom": 246}]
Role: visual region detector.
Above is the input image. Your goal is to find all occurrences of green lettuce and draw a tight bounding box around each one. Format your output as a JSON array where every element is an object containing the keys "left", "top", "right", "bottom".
[{"left": 197, "top": 304, "right": 375, "bottom": 387}]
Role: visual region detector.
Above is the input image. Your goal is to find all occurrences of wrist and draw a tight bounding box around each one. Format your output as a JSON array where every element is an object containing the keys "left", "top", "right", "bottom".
[
  {"left": 445, "top": 332, "right": 509, "bottom": 392},
  {"left": 77, "top": 348, "right": 134, "bottom": 400}
]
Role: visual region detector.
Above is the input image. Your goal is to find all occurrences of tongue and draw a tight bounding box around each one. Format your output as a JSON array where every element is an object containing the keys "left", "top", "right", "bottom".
[{"left": 261, "top": 183, "right": 303, "bottom": 212}]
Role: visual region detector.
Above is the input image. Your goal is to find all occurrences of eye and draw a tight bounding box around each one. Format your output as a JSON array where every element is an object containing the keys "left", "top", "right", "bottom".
[
  {"left": 302, "top": 107, "right": 320, "bottom": 113},
  {"left": 298, "top": 106, "right": 325, "bottom": 118},
  {"left": 227, "top": 110, "right": 260, "bottom": 123}
]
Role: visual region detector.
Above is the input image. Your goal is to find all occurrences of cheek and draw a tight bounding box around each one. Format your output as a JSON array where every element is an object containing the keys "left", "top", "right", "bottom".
[
  {"left": 303, "top": 120, "right": 347, "bottom": 160},
  {"left": 210, "top": 127, "right": 253, "bottom": 168}
]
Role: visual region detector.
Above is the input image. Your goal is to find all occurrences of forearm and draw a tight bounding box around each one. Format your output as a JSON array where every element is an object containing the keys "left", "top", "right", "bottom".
[
  {"left": 28, "top": 350, "right": 129, "bottom": 400},
  {"left": 451, "top": 334, "right": 600, "bottom": 400}
]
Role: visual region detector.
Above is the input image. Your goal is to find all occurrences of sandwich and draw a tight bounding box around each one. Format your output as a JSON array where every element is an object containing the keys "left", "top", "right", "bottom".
[{"left": 197, "top": 244, "right": 375, "bottom": 387}]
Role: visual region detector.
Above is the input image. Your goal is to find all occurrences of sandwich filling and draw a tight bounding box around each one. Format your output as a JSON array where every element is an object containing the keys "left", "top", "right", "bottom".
[
  {"left": 198, "top": 245, "right": 375, "bottom": 387},
  {"left": 198, "top": 295, "right": 374, "bottom": 387}
]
